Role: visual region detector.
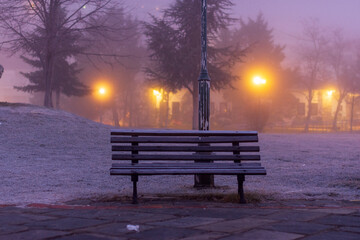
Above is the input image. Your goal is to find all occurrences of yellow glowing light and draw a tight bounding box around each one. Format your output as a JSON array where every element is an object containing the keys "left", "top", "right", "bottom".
[
  {"left": 153, "top": 89, "right": 161, "bottom": 97},
  {"left": 152, "top": 89, "right": 163, "bottom": 108},
  {"left": 94, "top": 81, "right": 111, "bottom": 101},
  {"left": 327, "top": 90, "right": 335, "bottom": 97},
  {"left": 253, "top": 76, "right": 267, "bottom": 85},
  {"left": 99, "top": 87, "right": 106, "bottom": 95}
]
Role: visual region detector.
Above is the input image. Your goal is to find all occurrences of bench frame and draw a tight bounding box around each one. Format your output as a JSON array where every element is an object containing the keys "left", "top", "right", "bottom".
[{"left": 110, "top": 129, "right": 266, "bottom": 204}]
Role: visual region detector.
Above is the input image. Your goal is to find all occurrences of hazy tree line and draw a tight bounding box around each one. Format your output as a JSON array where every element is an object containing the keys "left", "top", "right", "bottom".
[{"left": 0, "top": 0, "right": 359, "bottom": 132}]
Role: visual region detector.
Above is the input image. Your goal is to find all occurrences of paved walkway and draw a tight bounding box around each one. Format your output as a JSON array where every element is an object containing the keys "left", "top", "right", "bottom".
[{"left": 0, "top": 199, "right": 359, "bottom": 240}]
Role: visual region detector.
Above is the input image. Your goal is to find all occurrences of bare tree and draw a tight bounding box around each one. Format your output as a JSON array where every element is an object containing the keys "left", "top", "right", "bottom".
[
  {"left": 76, "top": 7, "right": 144, "bottom": 127},
  {"left": 0, "top": 0, "right": 113, "bottom": 108},
  {"left": 297, "top": 19, "right": 328, "bottom": 132}
]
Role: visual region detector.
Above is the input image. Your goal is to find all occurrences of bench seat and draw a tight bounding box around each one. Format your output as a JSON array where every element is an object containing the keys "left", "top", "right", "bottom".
[
  {"left": 111, "top": 163, "right": 266, "bottom": 175},
  {"left": 110, "top": 129, "right": 266, "bottom": 203}
]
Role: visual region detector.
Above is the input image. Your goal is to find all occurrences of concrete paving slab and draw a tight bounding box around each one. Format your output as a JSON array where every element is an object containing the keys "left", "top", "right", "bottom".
[
  {"left": 339, "top": 227, "right": 360, "bottom": 233},
  {"left": 0, "top": 230, "right": 69, "bottom": 240},
  {"left": 82, "top": 222, "right": 155, "bottom": 236},
  {"left": 264, "top": 210, "right": 328, "bottom": 221},
  {"left": 260, "top": 221, "right": 332, "bottom": 235},
  {"left": 179, "top": 232, "right": 229, "bottom": 240},
  {"left": 312, "top": 215, "right": 360, "bottom": 227},
  {"left": 149, "top": 216, "right": 224, "bottom": 228},
  {"left": 55, "top": 233, "right": 118, "bottom": 240},
  {"left": 126, "top": 227, "right": 204, "bottom": 240},
  {"left": 301, "top": 231, "right": 360, "bottom": 240},
  {"left": 24, "top": 217, "right": 109, "bottom": 231},
  {"left": 195, "top": 217, "right": 277, "bottom": 233},
  {"left": 218, "top": 229, "right": 303, "bottom": 240},
  {"left": 0, "top": 225, "right": 28, "bottom": 235}
]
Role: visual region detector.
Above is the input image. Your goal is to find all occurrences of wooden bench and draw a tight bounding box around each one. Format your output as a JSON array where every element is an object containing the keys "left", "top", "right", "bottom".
[{"left": 110, "top": 129, "right": 266, "bottom": 204}]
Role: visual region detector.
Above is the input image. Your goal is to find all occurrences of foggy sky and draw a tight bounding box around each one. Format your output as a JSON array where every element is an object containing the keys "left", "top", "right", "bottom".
[{"left": 1, "top": 0, "right": 360, "bottom": 103}]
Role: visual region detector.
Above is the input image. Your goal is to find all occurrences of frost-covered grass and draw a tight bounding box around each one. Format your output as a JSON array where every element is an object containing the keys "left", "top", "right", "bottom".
[{"left": 0, "top": 104, "right": 359, "bottom": 205}]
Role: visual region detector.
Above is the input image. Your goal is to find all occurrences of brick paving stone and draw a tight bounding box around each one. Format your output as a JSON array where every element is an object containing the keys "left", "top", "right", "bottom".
[
  {"left": 24, "top": 217, "right": 109, "bottom": 231},
  {"left": 312, "top": 215, "right": 360, "bottom": 227},
  {"left": 0, "top": 225, "right": 28, "bottom": 235},
  {"left": 260, "top": 221, "right": 332, "bottom": 235},
  {"left": 301, "top": 231, "right": 360, "bottom": 240},
  {"left": 264, "top": 210, "right": 327, "bottom": 221},
  {"left": 339, "top": 227, "right": 360, "bottom": 233},
  {"left": 0, "top": 230, "right": 68, "bottom": 240},
  {"left": 83, "top": 222, "right": 155, "bottom": 236},
  {"left": 126, "top": 227, "right": 204, "bottom": 240},
  {"left": 149, "top": 216, "right": 224, "bottom": 228},
  {"left": 195, "top": 217, "right": 277, "bottom": 233},
  {"left": 218, "top": 229, "right": 303, "bottom": 240},
  {"left": 179, "top": 232, "right": 229, "bottom": 240}
]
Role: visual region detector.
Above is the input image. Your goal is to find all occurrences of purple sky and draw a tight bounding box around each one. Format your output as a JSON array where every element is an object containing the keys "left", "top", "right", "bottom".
[{"left": 1, "top": 0, "right": 360, "bottom": 102}]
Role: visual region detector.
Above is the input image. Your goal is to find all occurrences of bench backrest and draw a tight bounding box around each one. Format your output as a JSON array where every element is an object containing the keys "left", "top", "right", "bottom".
[{"left": 111, "top": 130, "right": 260, "bottom": 163}]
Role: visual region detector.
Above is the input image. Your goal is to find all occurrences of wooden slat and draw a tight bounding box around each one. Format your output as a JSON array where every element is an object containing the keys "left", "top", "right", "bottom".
[
  {"left": 111, "top": 136, "right": 258, "bottom": 144},
  {"left": 111, "top": 129, "right": 258, "bottom": 136},
  {"left": 111, "top": 163, "right": 263, "bottom": 169},
  {"left": 112, "top": 154, "right": 260, "bottom": 161},
  {"left": 112, "top": 146, "right": 260, "bottom": 152},
  {"left": 110, "top": 168, "right": 266, "bottom": 175}
]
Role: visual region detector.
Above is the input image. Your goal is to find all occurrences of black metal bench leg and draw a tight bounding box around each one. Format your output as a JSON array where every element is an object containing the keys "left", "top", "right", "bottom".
[
  {"left": 131, "top": 175, "right": 138, "bottom": 204},
  {"left": 237, "top": 175, "right": 246, "bottom": 204}
]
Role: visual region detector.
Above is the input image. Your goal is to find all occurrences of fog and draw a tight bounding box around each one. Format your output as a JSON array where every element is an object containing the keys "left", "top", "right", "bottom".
[{"left": 1, "top": 0, "right": 360, "bottom": 132}]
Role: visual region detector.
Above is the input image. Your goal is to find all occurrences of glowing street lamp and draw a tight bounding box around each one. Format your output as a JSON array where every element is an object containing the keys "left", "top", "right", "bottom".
[
  {"left": 99, "top": 87, "right": 106, "bottom": 95},
  {"left": 253, "top": 76, "right": 267, "bottom": 86},
  {"left": 327, "top": 90, "right": 335, "bottom": 97},
  {"left": 152, "top": 89, "right": 163, "bottom": 108}
]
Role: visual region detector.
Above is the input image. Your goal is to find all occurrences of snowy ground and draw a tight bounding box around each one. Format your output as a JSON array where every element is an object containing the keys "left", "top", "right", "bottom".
[{"left": 0, "top": 103, "right": 359, "bottom": 205}]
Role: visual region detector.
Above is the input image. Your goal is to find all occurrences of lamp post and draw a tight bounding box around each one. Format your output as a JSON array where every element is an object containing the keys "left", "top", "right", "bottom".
[{"left": 195, "top": 0, "right": 214, "bottom": 187}]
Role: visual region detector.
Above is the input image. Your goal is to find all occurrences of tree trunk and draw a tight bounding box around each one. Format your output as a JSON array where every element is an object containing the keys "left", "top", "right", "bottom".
[
  {"left": 55, "top": 88, "right": 60, "bottom": 110},
  {"left": 43, "top": 47, "right": 55, "bottom": 108},
  {"left": 304, "top": 91, "right": 313, "bottom": 133},
  {"left": 192, "top": 79, "right": 199, "bottom": 130},
  {"left": 332, "top": 94, "right": 346, "bottom": 131},
  {"left": 332, "top": 99, "right": 342, "bottom": 131},
  {"left": 129, "top": 93, "right": 133, "bottom": 128},
  {"left": 350, "top": 95, "right": 355, "bottom": 132},
  {"left": 112, "top": 102, "right": 120, "bottom": 127}
]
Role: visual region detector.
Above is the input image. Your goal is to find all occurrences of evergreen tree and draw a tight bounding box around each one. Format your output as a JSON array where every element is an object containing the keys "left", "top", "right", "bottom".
[
  {"left": 226, "top": 14, "right": 298, "bottom": 131},
  {"left": 144, "top": 0, "right": 244, "bottom": 129},
  {"left": 15, "top": 56, "right": 89, "bottom": 109},
  {"left": 14, "top": 11, "right": 90, "bottom": 109}
]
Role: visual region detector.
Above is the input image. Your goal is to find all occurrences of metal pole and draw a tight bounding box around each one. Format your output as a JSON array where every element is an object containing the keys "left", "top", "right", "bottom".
[{"left": 195, "top": 0, "right": 214, "bottom": 187}]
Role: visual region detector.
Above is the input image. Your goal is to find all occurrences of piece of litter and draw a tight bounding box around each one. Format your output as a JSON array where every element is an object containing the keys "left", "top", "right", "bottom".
[{"left": 126, "top": 224, "right": 140, "bottom": 232}]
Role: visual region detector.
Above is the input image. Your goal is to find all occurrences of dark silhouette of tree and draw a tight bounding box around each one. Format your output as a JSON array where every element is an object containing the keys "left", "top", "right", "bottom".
[
  {"left": 225, "top": 14, "right": 298, "bottom": 131},
  {"left": 347, "top": 54, "right": 360, "bottom": 131},
  {"left": 15, "top": 56, "right": 89, "bottom": 109},
  {"left": 297, "top": 19, "right": 328, "bottom": 132},
  {"left": 0, "top": 0, "right": 113, "bottom": 108},
  {"left": 144, "top": 0, "right": 244, "bottom": 129},
  {"left": 326, "top": 30, "right": 354, "bottom": 131},
  {"left": 66, "top": 7, "right": 144, "bottom": 127}
]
